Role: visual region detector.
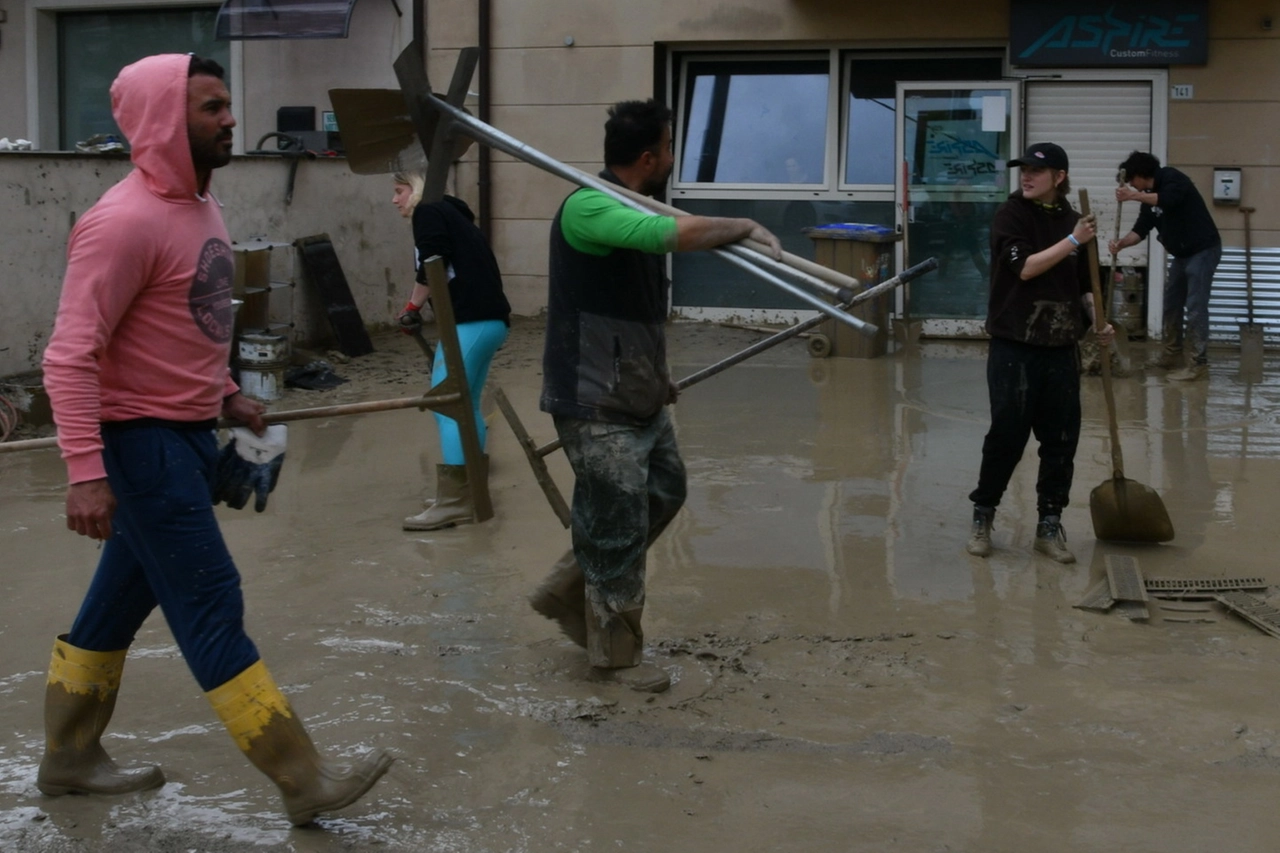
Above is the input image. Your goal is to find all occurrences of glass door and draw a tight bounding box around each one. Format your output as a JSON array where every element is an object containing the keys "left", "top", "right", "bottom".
[{"left": 895, "top": 83, "right": 1019, "bottom": 336}]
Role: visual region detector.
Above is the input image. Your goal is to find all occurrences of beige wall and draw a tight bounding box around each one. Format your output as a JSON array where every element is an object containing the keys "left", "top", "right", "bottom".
[
  {"left": 1171, "top": 2, "right": 1280, "bottom": 248},
  {"left": 4, "top": 0, "right": 1279, "bottom": 371},
  {"left": 0, "top": 153, "right": 413, "bottom": 378}
]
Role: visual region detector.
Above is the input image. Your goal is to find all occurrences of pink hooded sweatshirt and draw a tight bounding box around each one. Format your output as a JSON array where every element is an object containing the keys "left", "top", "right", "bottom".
[{"left": 43, "top": 54, "right": 239, "bottom": 484}]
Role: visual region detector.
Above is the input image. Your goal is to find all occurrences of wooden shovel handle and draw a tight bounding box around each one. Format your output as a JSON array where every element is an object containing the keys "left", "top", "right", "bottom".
[{"left": 1079, "top": 189, "right": 1125, "bottom": 479}]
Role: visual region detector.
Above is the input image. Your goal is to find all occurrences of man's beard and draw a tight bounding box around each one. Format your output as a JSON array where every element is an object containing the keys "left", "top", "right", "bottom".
[{"left": 191, "top": 135, "right": 233, "bottom": 172}]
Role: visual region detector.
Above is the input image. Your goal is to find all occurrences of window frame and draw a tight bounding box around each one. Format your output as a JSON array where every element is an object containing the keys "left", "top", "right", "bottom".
[
  {"left": 672, "top": 50, "right": 838, "bottom": 197},
  {"left": 27, "top": 0, "right": 243, "bottom": 152}
]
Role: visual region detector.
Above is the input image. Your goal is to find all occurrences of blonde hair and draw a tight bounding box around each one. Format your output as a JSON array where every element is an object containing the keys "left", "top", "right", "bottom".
[{"left": 393, "top": 169, "right": 426, "bottom": 213}]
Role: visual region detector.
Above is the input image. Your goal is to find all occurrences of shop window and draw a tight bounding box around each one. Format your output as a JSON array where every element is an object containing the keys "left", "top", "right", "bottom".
[
  {"left": 843, "top": 55, "right": 1004, "bottom": 186},
  {"left": 58, "top": 7, "right": 229, "bottom": 150},
  {"left": 678, "top": 59, "right": 829, "bottom": 186}
]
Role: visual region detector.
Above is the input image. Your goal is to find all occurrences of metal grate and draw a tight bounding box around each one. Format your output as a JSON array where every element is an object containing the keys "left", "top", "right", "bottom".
[
  {"left": 1216, "top": 592, "right": 1280, "bottom": 639},
  {"left": 1106, "top": 555, "right": 1148, "bottom": 602},
  {"left": 1075, "top": 579, "right": 1115, "bottom": 613},
  {"left": 1146, "top": 577, "right": 1268, "bottom": 599}
]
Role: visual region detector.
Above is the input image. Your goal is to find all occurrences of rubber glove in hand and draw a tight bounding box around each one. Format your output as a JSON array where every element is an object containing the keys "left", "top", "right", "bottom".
[{"left": 214, "top": 424, "right": 288, "bottom": 512}]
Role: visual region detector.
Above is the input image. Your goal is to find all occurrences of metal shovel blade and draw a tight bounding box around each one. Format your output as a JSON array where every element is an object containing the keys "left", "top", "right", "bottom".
[
  {"left": 1089, "top": 476, "right": 1175, "bottom": 543},
  {"left": 327, "top": 88, "right": 475, "bottom": 175}
]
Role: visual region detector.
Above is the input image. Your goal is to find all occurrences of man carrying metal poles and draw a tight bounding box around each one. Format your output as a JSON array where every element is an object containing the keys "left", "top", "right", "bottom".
[{"left": 531, "top": 100, "right": 782, "bottom": 693}]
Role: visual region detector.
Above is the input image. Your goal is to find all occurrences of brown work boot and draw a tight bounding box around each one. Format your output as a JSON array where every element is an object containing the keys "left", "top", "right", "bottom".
[
  {"left": 1145, "top": 348, "right": 1183, "bottom": 371},
  {"left": 1167, "top": 363, "right": 1208, "bottom": 382},
  {"left": 965, "top": 506, "right": 994, "bottom": 557},
  {"left": 1033, "top": 516, "right": 1076, "bottom": 564},
  {"left": 529, "top": 550, "right": 587, "bottom": 648},
  {"left": 584, "top": 593, "right": 670, "bottom": 694},
  {"left": 403, "top": 458, "right": 487, "bottom": 531}
]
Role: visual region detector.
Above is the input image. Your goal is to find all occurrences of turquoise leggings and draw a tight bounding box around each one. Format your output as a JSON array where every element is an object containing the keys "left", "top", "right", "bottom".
[{"left": 432, "top": 319, "right": 508, "bottom": 464}]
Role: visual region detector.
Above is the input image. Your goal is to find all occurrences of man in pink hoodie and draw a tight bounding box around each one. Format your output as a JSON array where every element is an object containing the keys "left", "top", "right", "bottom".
[{"left": 38, "top": 54, "right": 392, "bottom": 826}]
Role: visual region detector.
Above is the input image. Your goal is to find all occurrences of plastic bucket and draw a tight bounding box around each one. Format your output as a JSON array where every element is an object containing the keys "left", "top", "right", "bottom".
[{"left": 235, "top": 333, "right": 289, "bottom": 402}]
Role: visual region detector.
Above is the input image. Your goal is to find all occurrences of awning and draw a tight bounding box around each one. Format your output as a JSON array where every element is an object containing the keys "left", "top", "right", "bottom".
[{"left": 215, "top": 0, "right": 360, "bottom": 40}]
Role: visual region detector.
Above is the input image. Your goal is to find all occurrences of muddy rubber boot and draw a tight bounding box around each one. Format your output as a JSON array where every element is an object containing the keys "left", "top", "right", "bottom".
[
  {"left": 37, "top": 635, "right": 165, "bottom": 796},
  {"left": 584, "top": 594, "right": 670, "bottom": 694},
  {"left": 403, "top": 458, "right": 485, "bottom": 531},
  {"left": 1167, "top": 363, "right": 1208, "bottom": 382},
  {"left": 1033, "top": 515, "right": 1076, "bottom": 564},
  {"left": 1145, "top": 349, "right": 1183, "bottom": 370},
  {"left": 529, "top": 549, "right": 587, "bottom": 648},
  {"left": 207, "top": 660, "right": 394, "bottom": 826},
  {"left": 965, "top": 506, "right": 995, "bottom": 557}
]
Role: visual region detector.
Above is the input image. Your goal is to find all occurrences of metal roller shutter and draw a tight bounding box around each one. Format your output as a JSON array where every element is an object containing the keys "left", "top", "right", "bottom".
[{"left": 1024, "top": 80, "right": 1154, "bottom": 267}]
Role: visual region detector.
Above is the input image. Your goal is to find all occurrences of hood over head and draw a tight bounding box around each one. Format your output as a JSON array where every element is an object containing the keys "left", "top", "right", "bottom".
[
  {"left": 442, "top": 194, "right": 477, "bottom": 223},
  {"left": 110, "top": 53, "right": 202, "bottom": 200}
]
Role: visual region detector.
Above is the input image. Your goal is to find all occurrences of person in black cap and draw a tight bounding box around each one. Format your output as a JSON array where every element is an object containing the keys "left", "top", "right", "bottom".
[
  {"left": 965, "top": 142, "right": 1115, "bottom": 563},
  {"left": 1109, "top": 151, "right": 1220, "bottom": 381}
]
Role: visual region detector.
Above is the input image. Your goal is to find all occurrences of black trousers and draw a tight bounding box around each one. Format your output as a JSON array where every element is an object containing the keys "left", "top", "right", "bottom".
[{"left": 969, "top": 337, "right": 1081, "bottom": 517}]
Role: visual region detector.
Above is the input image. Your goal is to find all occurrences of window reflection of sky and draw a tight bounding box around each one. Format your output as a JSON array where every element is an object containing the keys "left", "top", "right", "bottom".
[{"left": 681, "top": 73, "right": 828, "bottom": 184}]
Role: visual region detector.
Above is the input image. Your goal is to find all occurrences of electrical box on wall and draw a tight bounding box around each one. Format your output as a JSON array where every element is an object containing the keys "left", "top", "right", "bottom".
[{"left": 1213, "top": 167, "right": 1242, "bottom": 204}]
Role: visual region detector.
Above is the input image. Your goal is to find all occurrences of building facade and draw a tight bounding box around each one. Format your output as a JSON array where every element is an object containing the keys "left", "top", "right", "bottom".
[{"left": 2, "top": 0, "right": 1278, "bottom": 375}]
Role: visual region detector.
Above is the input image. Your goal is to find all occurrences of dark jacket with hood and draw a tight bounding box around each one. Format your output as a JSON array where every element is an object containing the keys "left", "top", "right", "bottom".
[
  {"left": 411, "top": 195, "right": 510, "bottom": 326},
  {"left": 985, "top": 192, "right": 1091, "bottom": 348}
]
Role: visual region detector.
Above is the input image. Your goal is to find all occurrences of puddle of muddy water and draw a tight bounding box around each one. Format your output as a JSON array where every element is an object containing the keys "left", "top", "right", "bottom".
[{"left": 4, "top": 323, "right": 1280, "bottom": 851}]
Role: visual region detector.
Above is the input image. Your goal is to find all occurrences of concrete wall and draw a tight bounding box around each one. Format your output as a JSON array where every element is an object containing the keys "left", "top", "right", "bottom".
[{"left": 0, "top": 153, "right": 413, "bottom": 377}]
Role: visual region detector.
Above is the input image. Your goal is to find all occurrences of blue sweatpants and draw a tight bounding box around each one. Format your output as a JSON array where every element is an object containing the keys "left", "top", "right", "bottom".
[
  {"left": 67, "top": 425, "right": 260, "bottom": 691},
  {"left": 431, "top": 319, "right": 508, "bottom": 465}
]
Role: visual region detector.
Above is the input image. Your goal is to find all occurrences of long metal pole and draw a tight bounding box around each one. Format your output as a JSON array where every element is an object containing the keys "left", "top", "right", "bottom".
[
  {"left": 426, "top": 96, "right": 875, "bottom": 333},
  {"left": 0, "top": 395, "right": 443, "bottom": 455},
  {"left": 526, "top": 257, "right": 939, "bottom": 457}
]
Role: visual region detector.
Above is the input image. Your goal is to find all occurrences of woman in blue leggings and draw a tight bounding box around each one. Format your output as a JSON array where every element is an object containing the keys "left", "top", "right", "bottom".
[{"left": 392, "top": 171, "right": 511, "bottom": 530}]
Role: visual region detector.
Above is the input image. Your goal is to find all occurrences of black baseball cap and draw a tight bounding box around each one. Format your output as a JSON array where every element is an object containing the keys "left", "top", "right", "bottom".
[{"left": 1008, "top": 142, "right": 1069, "bottom": 171}]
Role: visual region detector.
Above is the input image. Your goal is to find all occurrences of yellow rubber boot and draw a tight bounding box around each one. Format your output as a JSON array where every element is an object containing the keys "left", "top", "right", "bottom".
[
  {"left": 37, "top": 635, "right": 165, "bottom": 796},
  {"left": 207, "top": 660, "right": 395, "bottom": 826}
]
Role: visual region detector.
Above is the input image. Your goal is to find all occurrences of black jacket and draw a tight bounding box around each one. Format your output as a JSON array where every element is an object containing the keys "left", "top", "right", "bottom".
[
  {"left": 1131, "top": 167, "right": 1220, "bottom": 258},
  {"left": 411, "top": 196, "right": 510, "bottom": 325},
  {"left": 985, "top": 193, "right": 1091, "bottom": 347}
]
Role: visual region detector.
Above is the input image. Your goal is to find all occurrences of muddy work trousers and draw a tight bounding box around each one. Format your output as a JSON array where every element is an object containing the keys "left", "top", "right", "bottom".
[
  {"left": 553, "top": 410, "right": 687, "bottom": 613},
  {"left": 1162, "top": 241, "right": 1221, "bottom": 366},
  {"left": 969, "top": 338, "right": 1081, "bottom": 517},
  {"left": 67, "top": 423, "right": 260, "bottom": 691}
]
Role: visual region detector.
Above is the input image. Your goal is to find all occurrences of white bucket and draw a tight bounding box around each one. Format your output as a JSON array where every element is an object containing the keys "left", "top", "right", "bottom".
[
  {"left": 237, "top": 364, "right": 285, "bottom": 402},
  {"left": 235, "top": 333, "right": 289, "bottom": 402},
  {"left": 237, "top": 332, "right": 290, "bottom": 367}
]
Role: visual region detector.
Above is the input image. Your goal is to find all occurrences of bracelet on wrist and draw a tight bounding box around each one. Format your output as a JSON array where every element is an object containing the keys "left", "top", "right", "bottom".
[{"left": 1067, "top": 234, "right": 1080, "bottom": 247}]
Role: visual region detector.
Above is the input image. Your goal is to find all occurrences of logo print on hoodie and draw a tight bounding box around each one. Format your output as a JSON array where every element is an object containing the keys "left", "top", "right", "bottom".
[{"left": 190, "top": 238, "right": 235, "bottom": 343}]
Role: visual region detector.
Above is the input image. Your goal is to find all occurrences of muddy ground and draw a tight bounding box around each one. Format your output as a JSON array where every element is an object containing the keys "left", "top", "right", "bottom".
[{"left": 3, "top": 317, "right": 1280, "bottom": 852}]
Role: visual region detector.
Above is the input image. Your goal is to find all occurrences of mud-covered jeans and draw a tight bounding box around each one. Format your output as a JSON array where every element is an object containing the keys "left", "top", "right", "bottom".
[
  {"left": 67, "top": 424, "right": 260, "bottom": 691},
  {"left": 1164, "top": 242, "right": 1221, "bottom": 365},
  {"left": 969, "top": 338, "right": 1081, "bottom": 517},
  {"left": 553, "top": 410, "right": 687, "bottom": 612}
]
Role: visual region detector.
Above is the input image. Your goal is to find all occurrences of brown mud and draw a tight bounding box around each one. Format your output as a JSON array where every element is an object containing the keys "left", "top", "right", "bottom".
[{"left": 3, "top": 318, "right": 1280, "bottom": 851}]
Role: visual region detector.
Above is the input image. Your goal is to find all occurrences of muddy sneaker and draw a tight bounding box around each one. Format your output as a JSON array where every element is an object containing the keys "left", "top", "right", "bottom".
[
  {"left": 1144, "top": 349, "right": 1183, "bottom": 370},
  {"left": 1167, "top": 363, "right": 1208, "bottom": 382},
  {"left": 966, "top": 506, "right": 995, "bottom": 557},
  {"left": 588, "top": 662, "right": 671, "bottom": 693},
  {"left": 1033, "top": 516, "right": 1076, "bottom": 564}
]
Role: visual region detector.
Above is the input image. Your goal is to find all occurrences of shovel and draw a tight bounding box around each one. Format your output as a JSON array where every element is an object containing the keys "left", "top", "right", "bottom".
[
  {"left": 1105, "top": 169, "right": 1132, "bottom": 372},
  {"left": 1079, "top": 189, "right": 1175, "bottom": 543},
  {"left": 1239, "top": 206, "right": 1265, "bottom": 375}
]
